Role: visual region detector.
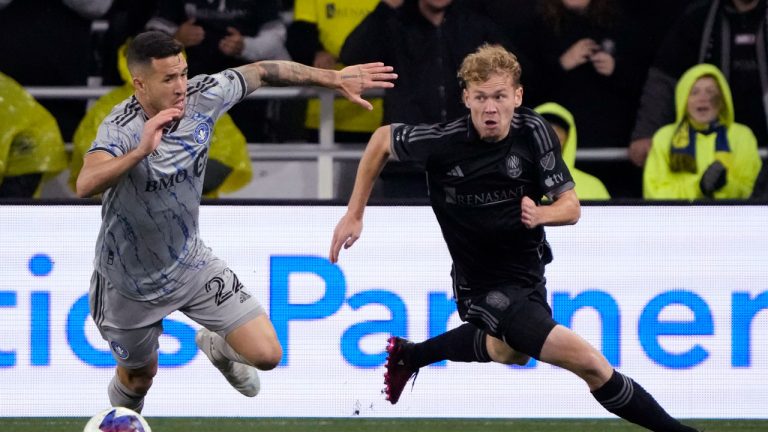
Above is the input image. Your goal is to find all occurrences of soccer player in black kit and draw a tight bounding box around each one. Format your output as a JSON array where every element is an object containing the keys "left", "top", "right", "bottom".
[{"left": 329, "top": 44, "right": 699, "bottom": 432}]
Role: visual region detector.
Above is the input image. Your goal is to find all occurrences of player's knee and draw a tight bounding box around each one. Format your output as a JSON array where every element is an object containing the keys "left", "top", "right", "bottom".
[
  {"left": 130, "top": 376, "right": 154, "bottom": 395},
  {"left": 486, "top": 336, "right": 530, "bottom": 365},
  {"left": 575, "top": 350, "right": 610, "bottom": 383},
  {"left": 510, "top": 352, "right": 531, "bottom": 366},
  {"left": 123, "top": 367, "right": 157, "bottom": 395},
  {"left": 492, "top": 349, "right": 530, "bottom": 366},
  {"left": 249, "top": 343, "right": 282, "bottom": 370}
]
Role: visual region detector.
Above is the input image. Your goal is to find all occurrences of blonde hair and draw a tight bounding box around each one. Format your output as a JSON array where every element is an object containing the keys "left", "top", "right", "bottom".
[{"left": 458, "top": 44, "right": 522, "bottom": 89}]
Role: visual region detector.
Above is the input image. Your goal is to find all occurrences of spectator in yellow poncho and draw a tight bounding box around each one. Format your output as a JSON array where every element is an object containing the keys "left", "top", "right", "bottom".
[
  {"left": 287, "top": 0, "right": 383, "bottom": 138},
  {"left": 0, "top": 72, "right": 68, "bottom": 197},
  {"left": 644, "top": 64, "right": 761, "bottom": 200},
  {"left": 535, "top": 102, "right": 610, "bottom": 200},
  {"left": 71, "top": 41, "right": 252, "bottom": 197}
]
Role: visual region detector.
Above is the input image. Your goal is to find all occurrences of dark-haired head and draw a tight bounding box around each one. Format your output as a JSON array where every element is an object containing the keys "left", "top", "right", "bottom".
[
  {"left": 126, "top": 31, "right": 183, "bottom": 76},
  {"left": 126, "top": 31, "right": 188, "bottom": 118}
]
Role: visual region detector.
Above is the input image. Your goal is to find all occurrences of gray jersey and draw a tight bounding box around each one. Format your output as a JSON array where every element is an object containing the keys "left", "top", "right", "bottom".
[{"left": 88, "top": 69, "right": 248, "bottom": 301}]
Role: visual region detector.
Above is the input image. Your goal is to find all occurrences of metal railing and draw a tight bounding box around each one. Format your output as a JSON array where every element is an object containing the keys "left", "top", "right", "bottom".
[
  {"left": 29, "top": 86, "right": 763, "bottom": 198},
  {"left": 28, "top": 86, "right": 343, "bottom": 198}
]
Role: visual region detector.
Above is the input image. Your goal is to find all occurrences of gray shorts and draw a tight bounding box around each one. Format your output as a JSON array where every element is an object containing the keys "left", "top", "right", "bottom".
[{"left": 89, "top": 259, "right": 266, "bottom": 369}]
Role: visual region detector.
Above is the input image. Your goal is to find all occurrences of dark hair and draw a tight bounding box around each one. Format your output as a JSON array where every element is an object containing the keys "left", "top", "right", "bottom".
[
  {"left": 126, "top": 31, "right": 183, "bottom": 72},
  {"left": 538, "top": 0, "right": 619, "bottom": 35}
]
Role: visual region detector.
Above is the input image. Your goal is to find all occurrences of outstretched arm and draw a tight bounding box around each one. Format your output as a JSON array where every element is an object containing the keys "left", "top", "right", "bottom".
[
  {"left": 234, "top": 60, "right": 396, "bottom": 110},
  {"left": 329, "top": 125, "right": 392, "bottom": 262}
]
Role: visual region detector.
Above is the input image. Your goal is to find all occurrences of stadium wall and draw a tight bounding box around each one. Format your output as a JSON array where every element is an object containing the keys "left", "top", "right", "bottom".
[{"left": 0, "top": 204, "right": 766, "bottom": 418}]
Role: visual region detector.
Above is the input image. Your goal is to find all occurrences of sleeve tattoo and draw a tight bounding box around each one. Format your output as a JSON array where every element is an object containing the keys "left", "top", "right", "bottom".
[{"left": 238, "top": 61, "right": 338, "bottom": 93}]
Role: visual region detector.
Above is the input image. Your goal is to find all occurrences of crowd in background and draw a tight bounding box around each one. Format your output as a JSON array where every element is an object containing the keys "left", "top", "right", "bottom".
[{"left": 1, "top": 0, "right": 767, "bottom": 201}]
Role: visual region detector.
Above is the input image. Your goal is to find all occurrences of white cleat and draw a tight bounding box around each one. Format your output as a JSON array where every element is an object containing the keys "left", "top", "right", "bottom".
[{"left": 195, "top": 328, "right": 260, "bottom": 397}]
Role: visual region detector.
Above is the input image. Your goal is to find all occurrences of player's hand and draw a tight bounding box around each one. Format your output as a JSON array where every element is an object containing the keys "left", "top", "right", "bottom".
[
  {"left": 329, "top": 213, "right": 363, "bottom": 263},
  {"left": 699, "top": 160, "right": 727, "bottom": 197},
  {"left": 139, "top": 108, "right": 181, "bottom": 157},
  {"left": 590, "top": 51, "right": 615, "bottom": 76},
  {"left": 628, "top": 138, "right": 652, "bottom": 167},
  {"left": 337, "top": 62, "right": 397, "bottom": 110},
  {"left": 176, "top": 18, "right": 205, "bottom": 47},
  {"left": 520, "top": 196, "right": 539, "bottom": 229},
  {"left": 219, "top": 27, "right": 245, "bottom": 56},
  {"left": 559, "top": 38, "right": 599, "bottom": 71}
]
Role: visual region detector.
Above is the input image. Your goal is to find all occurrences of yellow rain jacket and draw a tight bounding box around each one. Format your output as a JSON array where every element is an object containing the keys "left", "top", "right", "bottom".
[
  {"left": 71, "top": 42, "right": 252, "bottom": 197},
  {"left": 644, "top": 64, "right": 761, "bottom": 200},
  {"left": 0, "top": 72, "right": 68, "bottom": 196},
  {"left": 294, "top": 0, "right": 382, "bottom": 133},
  {"left": 534, "top": 102, "right": 610, "bottom": 200}
]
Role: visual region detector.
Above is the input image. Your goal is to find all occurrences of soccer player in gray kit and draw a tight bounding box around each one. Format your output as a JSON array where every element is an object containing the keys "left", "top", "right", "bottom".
[{"left": 77, "top": 30, "right": 396, "bottom": 412}]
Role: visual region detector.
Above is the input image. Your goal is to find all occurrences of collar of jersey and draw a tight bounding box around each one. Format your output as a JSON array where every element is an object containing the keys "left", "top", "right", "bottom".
[{"left": 132, "top": 96, "right": 181, "bottom": 135}]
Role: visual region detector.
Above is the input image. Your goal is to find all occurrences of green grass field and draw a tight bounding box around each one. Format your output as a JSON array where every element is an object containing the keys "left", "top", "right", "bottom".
[{"left": 3, "top": 418, "right": 766, "bottom": 432}]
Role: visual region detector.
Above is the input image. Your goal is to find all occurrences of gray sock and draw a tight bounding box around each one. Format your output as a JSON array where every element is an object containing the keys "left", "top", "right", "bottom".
[{"left": 108, "top": 374, "right": 145, "bottom": 413}]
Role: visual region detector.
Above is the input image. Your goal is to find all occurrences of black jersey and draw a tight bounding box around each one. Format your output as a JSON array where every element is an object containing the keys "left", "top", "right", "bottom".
[{"left": 390, "top": 107, "right": 575, "bottom": 292}]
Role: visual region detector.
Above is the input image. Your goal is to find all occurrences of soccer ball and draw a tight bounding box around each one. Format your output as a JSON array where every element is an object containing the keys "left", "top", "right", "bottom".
[{"left": 83, "top": 407, "right": 152, "bottom": 432}]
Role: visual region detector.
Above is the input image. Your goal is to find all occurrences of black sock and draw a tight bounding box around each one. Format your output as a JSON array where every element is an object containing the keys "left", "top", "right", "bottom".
[
  {"left": 592, "top": 370, "right": 698, "bottom": 432},
  {"left": 409, "top": 323, "right": 491, "bottom": 369}
]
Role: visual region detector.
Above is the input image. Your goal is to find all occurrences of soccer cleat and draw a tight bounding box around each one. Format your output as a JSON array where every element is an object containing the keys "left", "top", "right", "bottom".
[
  {"left": 384, "top": 336, "right": 419, "bottom": 404},
  {"left": 195, "top": 328, "right": 260, "bottom": 397}
]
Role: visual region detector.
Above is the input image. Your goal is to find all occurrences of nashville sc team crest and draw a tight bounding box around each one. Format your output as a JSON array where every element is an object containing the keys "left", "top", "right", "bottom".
[
  {"left": 506, "top": 153, "right": 522, "bottom": 178},
  {"left": 194, "top": 122, "right": 211, "bottom": 145}
]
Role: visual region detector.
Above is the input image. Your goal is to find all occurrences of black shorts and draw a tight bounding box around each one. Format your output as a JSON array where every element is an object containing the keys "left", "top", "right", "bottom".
[{"left": 456, "top": 284, "right": 557, "bottom": 359}]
